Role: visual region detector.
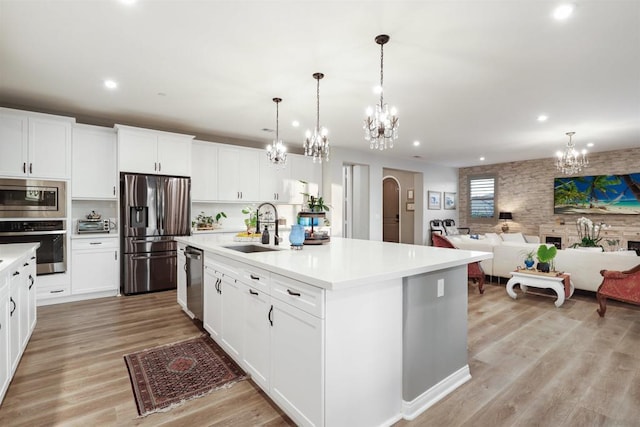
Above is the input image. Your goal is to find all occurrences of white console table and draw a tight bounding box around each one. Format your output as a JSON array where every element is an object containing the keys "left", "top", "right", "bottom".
[{"left": 506, "top": 270, "right": 574, "bottom": 307}]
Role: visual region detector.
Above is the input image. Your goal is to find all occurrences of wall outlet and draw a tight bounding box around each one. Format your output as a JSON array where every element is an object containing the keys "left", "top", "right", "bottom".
[{"left": 437, "top": 279, "right": 444, "bottom": 297}]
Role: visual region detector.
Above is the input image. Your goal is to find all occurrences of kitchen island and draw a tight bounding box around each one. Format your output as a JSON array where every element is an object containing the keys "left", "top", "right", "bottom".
[{"left": 175, "top": 235, "right": 492, "bottom": 427}]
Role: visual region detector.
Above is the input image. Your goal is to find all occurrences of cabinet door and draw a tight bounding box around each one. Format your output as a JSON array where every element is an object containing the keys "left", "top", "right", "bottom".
[
  {"left": 217, "top": 147, "right": 241, "bottom": 201},
  {"left": 287, "top": 155, "right": 322, "bottom": 204},
  {"left": 203, "top": 266, "right": 222, "bottom": 339},
  {"left": 237, "top": 149, "right": 260, "bottom": 202},
  {"left": 242, "top": 283, "right": 271, "bottom": 392},
  {"left": 28, "top": 117, "right": 72, "bottom": 179},
  {"left": 0, "top": 282, "right": 9, "bottom": 402},
  {"left": 118, "top": 130, "right": 158, "bottom": 174},
  {"left": 72, "top": 125, "right": 117, "bottom": 199},
  {"left": 191, "top": 141, "right": 218, "bottom": 201},
  {"left": 220, "top": 276, "right": 243, "bottom": 361},
  {"left": 270, "top": 299, "right": 324, "bottom": 427},
  {"left": 8, "top": 268, "right": 22, "bottom": 374},
  {"left": 18, "top": 263, "right": 29, "bottom": 350},
  {"left": 0, "top": 111, "right": 28, "bottom": 177},
  {"left": 157, "top": 135, "right": 191, "bottom": 177},
  {"left": 259, "top": 154, "right": 290, "bottom": 202},
  {"left": 25, "top": 255, "right": 37, "bottom": 334},
  {"left": 71, "top": 242, "right": 119, "bottom": 295},
  {"left": 177, "top": 247, "right": 187, "bottom": 310}
]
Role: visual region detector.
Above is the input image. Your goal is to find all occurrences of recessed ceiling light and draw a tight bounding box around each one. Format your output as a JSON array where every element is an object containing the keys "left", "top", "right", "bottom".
[
  {"left": 537, "top": 114, "right": 548, "bottom": 122},
  {"left": 587, "top": 142, "right": 594, "bottom": 147},
  {"left": 479, "top": 157, "right": 485, "bottom": 161},
  {"left": 413, "top": 140, "right": 420, "bottom": 147},
  {"left": 553, "top": 4, "right": 574, "bottom": 20},
  {"left": 104, "top": 79, "right": 118, "bottom": 89},
  {"left": 292, "top": 120, "right": 300, "bottom": 128}
]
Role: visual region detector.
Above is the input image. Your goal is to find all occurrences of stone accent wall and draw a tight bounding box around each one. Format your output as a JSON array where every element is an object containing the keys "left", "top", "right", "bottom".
[{"left": 458, "top": 147, "right": 640, "bottom": 236}]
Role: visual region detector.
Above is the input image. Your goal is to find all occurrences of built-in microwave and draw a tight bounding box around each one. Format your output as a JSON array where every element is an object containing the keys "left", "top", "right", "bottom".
[{"left": 0, "top": 178, "right": 66, "bottom": 218}]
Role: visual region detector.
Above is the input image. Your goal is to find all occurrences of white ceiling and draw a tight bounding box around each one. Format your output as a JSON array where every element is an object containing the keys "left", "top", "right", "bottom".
[{"left": 1, "top": 0, "right": 639, "bottom": 168}]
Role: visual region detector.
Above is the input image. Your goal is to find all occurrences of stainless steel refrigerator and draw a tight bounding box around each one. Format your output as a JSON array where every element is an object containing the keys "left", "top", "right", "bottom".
[{"left": 120, "top": 173, "right": 190, "bottom": 295}]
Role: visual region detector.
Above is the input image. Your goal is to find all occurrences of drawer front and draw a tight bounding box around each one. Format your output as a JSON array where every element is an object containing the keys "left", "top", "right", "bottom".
[
  {"left": 73, "top": 238, "right": 118, "bottom": 250},
  {"left": 271, "top": 273, "right": 324, "bottom": 318},
  {"left": 205, "top": 254, "right": 242, "bottom": 278},
  {"left": 37, "top": 284, "right": 70, "bottom": 299},
  {"left": 238, "top": 264, "right": 270, "bottom": 294}
]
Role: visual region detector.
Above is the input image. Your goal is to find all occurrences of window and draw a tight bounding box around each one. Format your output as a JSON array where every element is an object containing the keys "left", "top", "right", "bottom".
[{"left": 469, "top": 176, "right": 495, "bottom": 218}]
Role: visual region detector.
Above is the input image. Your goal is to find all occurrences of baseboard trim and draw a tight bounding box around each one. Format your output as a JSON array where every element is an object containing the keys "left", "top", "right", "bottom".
[{"left": 401, "top": 365, "right": 471, "bottom": 420}]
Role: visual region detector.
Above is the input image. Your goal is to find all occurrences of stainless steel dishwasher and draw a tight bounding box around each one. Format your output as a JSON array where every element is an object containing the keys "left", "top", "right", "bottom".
[{"left": 184, "top": 246, "right": 204, "bottom": 320}]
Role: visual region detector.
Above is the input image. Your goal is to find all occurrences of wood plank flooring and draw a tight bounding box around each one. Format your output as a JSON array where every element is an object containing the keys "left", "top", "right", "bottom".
[{"left": 1, "top": 283, "right": 639, "bottom": 426}]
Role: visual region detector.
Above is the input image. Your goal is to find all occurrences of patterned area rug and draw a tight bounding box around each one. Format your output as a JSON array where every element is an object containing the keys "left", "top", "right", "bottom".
[{"left": 124, "top": 334, "right": 246, "bottom": 417}]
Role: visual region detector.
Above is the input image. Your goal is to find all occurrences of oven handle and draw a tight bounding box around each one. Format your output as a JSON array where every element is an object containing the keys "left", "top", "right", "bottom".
[{"left": 0, "top": 230, "right": 67, "bottom": 236}]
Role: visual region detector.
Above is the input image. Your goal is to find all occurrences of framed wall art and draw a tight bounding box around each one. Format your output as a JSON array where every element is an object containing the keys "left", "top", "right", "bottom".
[
  {"left": 428, "top": 191, "right": 441, "bottom": 210},
  {"left": 444, "top": 192, "right": 457, "bottom": 210}
]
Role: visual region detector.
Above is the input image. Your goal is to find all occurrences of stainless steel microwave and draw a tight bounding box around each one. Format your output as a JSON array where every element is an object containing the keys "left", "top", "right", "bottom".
[{"left": 0, "top": 178, "right": 66, "bottom": 218}]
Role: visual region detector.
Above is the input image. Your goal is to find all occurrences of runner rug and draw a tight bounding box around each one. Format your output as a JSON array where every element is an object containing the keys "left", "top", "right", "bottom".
[{"left": 124, "top": 334, "right": 247, "bottom": 417}]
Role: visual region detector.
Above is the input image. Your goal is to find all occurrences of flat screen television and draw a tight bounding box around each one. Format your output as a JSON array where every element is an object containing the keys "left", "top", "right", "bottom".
[{"left": 554, "top": 173, "right": 640, "bottom": 215}]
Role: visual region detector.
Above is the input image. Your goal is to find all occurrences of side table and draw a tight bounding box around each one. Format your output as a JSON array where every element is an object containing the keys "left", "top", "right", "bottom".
[{"left": 506, "top": 270, "right": 575, "bottom": 307}]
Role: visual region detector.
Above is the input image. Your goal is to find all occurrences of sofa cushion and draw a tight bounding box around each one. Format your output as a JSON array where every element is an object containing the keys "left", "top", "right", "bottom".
[
  {"left": 501, "top": 232, "right": 526, "bottom": 243},
  {"left": 485, "top": 233, "right": 502, "bottom": 244}
]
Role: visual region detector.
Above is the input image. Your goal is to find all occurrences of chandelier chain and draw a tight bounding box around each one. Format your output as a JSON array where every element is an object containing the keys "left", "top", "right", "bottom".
[{"left": 379, "top": 42, "right": 384, "bottom": 107}]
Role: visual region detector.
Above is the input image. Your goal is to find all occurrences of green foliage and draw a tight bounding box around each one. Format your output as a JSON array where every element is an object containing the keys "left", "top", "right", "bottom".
[
  {"left": 242, "top": 207, "right": 257, "bottom": 229},
  {"left": 536, "top": 245, "right": 557, "bottom": 263},
  {"left": 215, "top": 212, "right": 227, "bottom": 222}
]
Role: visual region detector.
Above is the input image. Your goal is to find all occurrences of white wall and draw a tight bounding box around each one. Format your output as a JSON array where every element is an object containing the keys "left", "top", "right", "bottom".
[{"left": 324, "top": 147, "right": 458, "bottom": 245}]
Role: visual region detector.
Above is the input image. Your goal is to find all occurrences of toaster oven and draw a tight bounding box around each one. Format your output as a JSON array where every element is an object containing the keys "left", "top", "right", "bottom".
[{"left": 77, "top": 219, "right": 110, "bottom": 234}]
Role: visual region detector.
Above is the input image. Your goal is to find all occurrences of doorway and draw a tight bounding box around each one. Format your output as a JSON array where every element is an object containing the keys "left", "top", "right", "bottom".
[
  {"left": 382, "top": 176, "right": 400, "bottom": 243},
  {"left": 343, "top": 164, "right": 370, "bottom": 240}
]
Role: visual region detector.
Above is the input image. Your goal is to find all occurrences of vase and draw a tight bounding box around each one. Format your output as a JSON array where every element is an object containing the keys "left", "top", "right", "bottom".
[
  {"left": 524, "top": 259, "right": 535, "bottom": 269},
  {"left": 537, "top": 262, "right": 550, "bottom": 273},
  {"left": 289, "top": 224, "right": 305, "bottom": 248}
]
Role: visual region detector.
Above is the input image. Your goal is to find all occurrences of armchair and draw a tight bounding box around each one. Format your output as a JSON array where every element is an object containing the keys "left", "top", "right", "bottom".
[
  {"left": 432, "top": 233, "right": 486, "bottom": 294},
  {"left": 596, "top": 264, "right": 640, "bottom": 317}
]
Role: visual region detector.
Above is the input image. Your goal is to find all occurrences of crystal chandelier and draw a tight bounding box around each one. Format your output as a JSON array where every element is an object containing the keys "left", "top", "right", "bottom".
[
  {"left": 303, "top": 72, "right": 329, "bottom": 163},
  {"left": 364, "top": 34, "right": 399, "bottom": 150},
  {"left": 266, "top": 97, "right": 287, "bottom": 167},
  {"left": 556, "top": 131, "right": 588, "bottom": 175}
]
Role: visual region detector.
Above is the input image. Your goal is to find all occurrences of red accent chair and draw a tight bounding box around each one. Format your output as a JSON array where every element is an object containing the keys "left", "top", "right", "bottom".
[
  {"left": 432, "top": 233, "right": 486, "bottom": 294},
  {"left": 597, "top": 264, "right": 640, "bottom": 317}
]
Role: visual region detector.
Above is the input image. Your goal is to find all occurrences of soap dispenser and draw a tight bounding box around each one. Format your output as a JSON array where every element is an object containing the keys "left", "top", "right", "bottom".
[{"left": 261, "top": 225, "right": 270, "bottom": 244}]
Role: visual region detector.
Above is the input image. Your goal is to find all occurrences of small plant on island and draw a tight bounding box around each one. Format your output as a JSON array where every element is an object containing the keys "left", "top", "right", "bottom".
[
  {"left": 241, "top": 207, "right": 258, "bottom": 233},
  {"left": 536, "top": 244, "right": 558, "bottom": 273}
]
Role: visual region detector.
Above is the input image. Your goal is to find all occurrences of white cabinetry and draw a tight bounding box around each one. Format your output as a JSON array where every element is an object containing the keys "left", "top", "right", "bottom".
[
  {"left": 72, "top": 125, "right": 117, "bottom": 199},
  {"left": 0, "top": 108, "right": 73, "bottom": 179},
  {"left": 241, "top": 281, "right": 271, "bottom": 392},
  {"left": 203, "top": 262, "right": 223, "bottom": 339},
  {"left": 116, "top": 125, "right": 193, "bottom": 176},
  {"left": 71, "top": 237, "right": 118, "bottom": 295},
  {"left": 219, "top": 274, "right": 243, "bottom": 361},
  {"left": 0, "top": 273, "right": 9, "bottom": 403},
  {"left": 258, "top": 154, "right": 290, "bottom": 202},
  {"left": 191, "top": 141, "right": 219, "bottom": 201},
  {"left": 217, "top": 146, "right": 259, "bottom": 201},
  {"left": 177, "top": 244, "right": 188, "bottom": 311},
  {"left": 8, "top": 263, "right": 22, "bottom": 374}
]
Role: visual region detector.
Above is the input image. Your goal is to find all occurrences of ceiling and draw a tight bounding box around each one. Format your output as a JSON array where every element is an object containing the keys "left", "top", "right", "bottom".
[{"left": 1, "top": 0, "right": 639, "bottom": 168}]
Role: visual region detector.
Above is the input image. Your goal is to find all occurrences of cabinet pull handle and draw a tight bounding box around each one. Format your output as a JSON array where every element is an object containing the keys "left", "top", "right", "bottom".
[
  {"left": 31, "top": 256, "right": 36, "bottom": 260},
  {"left": 268, "top": 304, "right": 273, "bottom": 326},
  {"left": 23, "top": 162, "right": 26, "bottom": 173},
  {"left": 286, "top": 289, "right": 301, "bottom": 297},
  {"left": 216, "top": 278, "right": 222, "bottom": 294},
  {"left": 154, "top": 162, "right": 157, "bottom": 171},
  {"left": 89, "top": 242, "right": 102, "bottom": 245},
  {"left": 250, "top": 274, "right": 260, "bottom": 280},
  {"left": 23, "top": 262, "right": 29, "bottom": 266},
  {"left": 29, "top": 275, "right": 34, "bottom": 289},
  {"left": 12, "top": 271, "right": 20, "bottom": 276},
  {"left": 113, "top": 186, "right": 116, "bottom": 196},
  {"left": 10, "top": 297, "right": 16, "bottom": 316},
  {"left": 29, "top": 163, "right": 33, "bottom": 174},
  {"left": 159, "top": 162, "right": 162, "bottom": 171},
  {"left": 115, "top": 251, "right": 117, "bottom": 261},
  {"left": 50, "top": 289, "right": 64, "bottom": 294},
  {"left": 249, "top": 289, "right": 259, "bottom": 296}
]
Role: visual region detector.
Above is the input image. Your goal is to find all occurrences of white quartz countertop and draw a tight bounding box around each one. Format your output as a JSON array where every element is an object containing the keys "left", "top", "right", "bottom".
[
  {"left": 0, "top": 243, "right": 40, "bottom": 275},
  {"left": 175, "top": 235, "right": 493, "bottom": 290}
]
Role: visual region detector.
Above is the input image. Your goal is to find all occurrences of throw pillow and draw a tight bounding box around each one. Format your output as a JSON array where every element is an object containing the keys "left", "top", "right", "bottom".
[
  {"left": 501, "top": 232, "right": 526, "bottom": 243},
  {"left": 485, "top": 232, "right": 502, "bottom": 244}
]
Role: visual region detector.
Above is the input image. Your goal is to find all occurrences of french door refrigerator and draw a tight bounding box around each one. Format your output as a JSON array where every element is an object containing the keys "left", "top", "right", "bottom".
[{"left": 120, "top": 173, "right": 190, "bottom": 295}]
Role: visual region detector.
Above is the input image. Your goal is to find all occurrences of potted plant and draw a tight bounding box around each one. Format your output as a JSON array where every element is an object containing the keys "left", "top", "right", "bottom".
[
  {"left": 307, "top": 195, "right": 330, "bottom": 212},
  {"left": 214, "top": 211, "right": 227, "bottom": 227},
  {"left": 536, "top": 244, "right": 557, "bottom": 273},
  {"left": 241, "top": 207, "right": 258, "bottom": 234},
  {"left": 195, "top": 211, "right": 214, "bottom": 230},
  {"left": 520, "top": 249, "right": 536, "bottom": 270}
]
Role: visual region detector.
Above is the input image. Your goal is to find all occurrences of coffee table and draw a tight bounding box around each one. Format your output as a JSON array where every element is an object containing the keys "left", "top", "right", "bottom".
[{"left": 506, "top": 270, "right": 574, "bottom": 307}]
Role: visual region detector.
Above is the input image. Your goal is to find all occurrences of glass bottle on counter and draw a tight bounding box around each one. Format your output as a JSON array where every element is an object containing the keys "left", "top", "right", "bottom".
[{"left": 261, "top": 225, "right": 270, "bottom": 244}]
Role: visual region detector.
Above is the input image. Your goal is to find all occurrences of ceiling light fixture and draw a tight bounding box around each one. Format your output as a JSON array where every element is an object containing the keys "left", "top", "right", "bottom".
[
  {"left": 104, "top": 79, "right": 118, "bottom": 89},
  {"left": 537, "top": 114, "right": 548, "bottom": 122},
  {"left": 413, "top": 140, "right": 420, "bottom": 147},
  {"left": 364, "top": 34, "right": 399, "bottom": 151},
  {"left": 556, "top": 131, "right": 588, "bottom": 174},
  {"left": 266, "top": 97, "right": 287, "bottom": 167},
  {"left": 303, "top": 72, "right": 329, "bottom": 163},
  {"left": 553, "top": 4, "right": 574, "bottom": 20}
]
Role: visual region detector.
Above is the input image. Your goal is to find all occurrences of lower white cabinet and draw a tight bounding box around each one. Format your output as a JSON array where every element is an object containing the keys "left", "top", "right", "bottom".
[
  {"left": 0, "top": 276, "right": 9, "bottom": 403},
  {"left": 9, "top": 264, "right": 23, "bottom": 374},
  {"left": 241, "top": 282, "right": 271, "bottom": 392},
  {"left": 177, "top": 244, "right": 187, "bottom": 311},
  {"left": 203, "top": 264, "right": 222, "bottom": 339},
  {"left": 71, "top": 237, "right": 118, "bottom": 295},
  {"left": 219, "top": 275, "right": 243, "bottom": 361}
]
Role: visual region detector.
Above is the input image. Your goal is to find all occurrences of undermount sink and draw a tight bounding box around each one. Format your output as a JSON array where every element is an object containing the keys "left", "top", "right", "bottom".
[{"left": 223, "top": 244, "right": 281, "bottom": 253}]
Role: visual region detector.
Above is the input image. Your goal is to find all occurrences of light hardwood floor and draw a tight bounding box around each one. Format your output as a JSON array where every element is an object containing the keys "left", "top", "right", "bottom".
[{"left": 1, "top": 283, "right": 639, "bottom": 426}]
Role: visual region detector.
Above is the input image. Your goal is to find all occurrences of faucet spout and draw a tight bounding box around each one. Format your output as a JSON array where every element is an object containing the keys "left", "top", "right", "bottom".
[{"left": 256, "top": 202, "right": 279, "bottom": 245}]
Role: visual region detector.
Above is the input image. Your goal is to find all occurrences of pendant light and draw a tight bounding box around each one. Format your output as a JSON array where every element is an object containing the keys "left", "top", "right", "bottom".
[
  {"left": 266, "top": 97, "right": 287, "bottom": 167},
  {"left": 303, "top": 72, "right": 330, "bottom": 163}
]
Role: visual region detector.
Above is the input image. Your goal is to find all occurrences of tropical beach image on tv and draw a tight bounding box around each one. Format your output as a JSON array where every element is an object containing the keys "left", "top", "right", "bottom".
[{"left": 554, "top": 173, "right": 640, "bottom": 215}]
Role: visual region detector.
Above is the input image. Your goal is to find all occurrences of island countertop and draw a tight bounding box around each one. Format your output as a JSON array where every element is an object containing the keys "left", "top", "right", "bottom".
[
  {"left": 0, "top": 243, "right": 40, "bottom": 275},
  {"left": 175, "top": 235, "right": 492, "bottom": 291}
]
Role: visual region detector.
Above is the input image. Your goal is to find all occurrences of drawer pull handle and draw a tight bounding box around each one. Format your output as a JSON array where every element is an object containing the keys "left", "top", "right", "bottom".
[
  {"left": 10, "top": 297, "right": 16, "bottom": 316},
  {"left": 250, "top": 274, "right": 260, "bottom": 280},
  {"left": 90, "top": 242, "right": 103, "bottom": 245},
  {"left": 23, "top": 262, "right": 29, "bottom": 266},
  {"left": 286, "top": 289, "right": 301, "bottom": 297},
  {"left": 50, "top": 289, "right": 64, "bottom": 294},
  {"left": 29, "top": 275, "right": 34, "bottom": 289},
  {"left": 12, "top": 271, "right": 20, "bottom": 276},
  {"left": 268, "top": 305, "right": 273, "bottom": 326},
  {"left": 249, "top": 289, "right": 259, "bottom": 296}
]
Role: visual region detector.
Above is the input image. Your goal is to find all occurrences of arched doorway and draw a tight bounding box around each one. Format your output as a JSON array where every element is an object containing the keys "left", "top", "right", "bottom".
[{"left": 382, "top": 176, "right": 400, "bottom": 243}]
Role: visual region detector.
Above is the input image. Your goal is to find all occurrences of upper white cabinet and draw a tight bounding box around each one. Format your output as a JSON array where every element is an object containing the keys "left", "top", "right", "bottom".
[
  {"left": 217, "top": 146, "right": 259, "bottom": 202},
  {"left": 0, "top": 108, "right": 73, "bottom": 179},
  {"left": 72, "top": 124, "right": 117, "bottom": 199},
  {"left": 116, "top": 125, "right": 193, "bottom": 177},
  {"left": 258, "top": 154, "right": 290, "bottom": 203},
  {"left": 191, "top": 140, "right": 219, "bottom": 202}
]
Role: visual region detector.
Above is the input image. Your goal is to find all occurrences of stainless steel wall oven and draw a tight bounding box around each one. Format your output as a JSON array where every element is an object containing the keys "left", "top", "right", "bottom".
[
  {"left": 0, "top": 220, "right": 67, "bottom": 275},
  {"left": 0, "top": 178, "right": 66, "bottom": 218}
]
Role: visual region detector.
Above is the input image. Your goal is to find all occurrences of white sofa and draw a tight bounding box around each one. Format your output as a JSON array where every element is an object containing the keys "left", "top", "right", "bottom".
[{"left": 447, "top": 233, "right": 639, "bottom": 292}]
